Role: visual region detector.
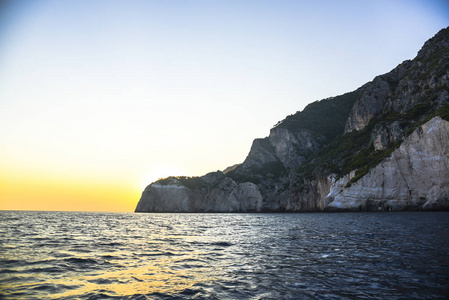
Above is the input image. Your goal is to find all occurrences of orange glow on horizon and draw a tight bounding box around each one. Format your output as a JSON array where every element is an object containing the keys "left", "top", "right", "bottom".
[{"left": 0, "top": 171, "right": 141, "bottom": 212}]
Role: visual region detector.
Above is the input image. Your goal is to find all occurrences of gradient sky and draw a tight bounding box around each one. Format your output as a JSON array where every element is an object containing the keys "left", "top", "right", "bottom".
[{"left": 0, "top": 0, "right": 448, "bottom": 212}]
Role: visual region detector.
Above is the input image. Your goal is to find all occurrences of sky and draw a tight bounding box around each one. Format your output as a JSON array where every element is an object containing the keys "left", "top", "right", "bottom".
[{"left": 0, "top": 0, "right": 448, "bottom": 212}]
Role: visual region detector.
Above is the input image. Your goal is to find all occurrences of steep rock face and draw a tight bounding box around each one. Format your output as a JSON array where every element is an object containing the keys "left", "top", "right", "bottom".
[
  {"left": 135, "top": 175, "right": 263, "bottom": 213},
  {"left": 203, "top": 177, "right": 263, "bottom": 212},
  {"left": 279, "top": 175, "right": 332, "bottom": 212},
  {"left": 327, "top": 117, "right": 449, "bottom": 211},
  {"left": 345, "top": 27, "right": 449, "bottom": 133},
  {"left": 345, "top": 78, "right": 391, "bottom": 132},
  {"left": 371, "top": 121, "right": 403, "bottom": 150},
  {"left": 136, "top": 27, "right": 449, "bottom": 213},
  {"left": 240, "top": 138, "right": 280, "bottom": 171},
  {"left": 238, "top": 127, "right": 323, "bottom": 173},
  {"left": 268, "top": 127, "right": 322, "bottom": 170},
  {"left": 135, "top": 178, "right": 197, "bottom": 212}
]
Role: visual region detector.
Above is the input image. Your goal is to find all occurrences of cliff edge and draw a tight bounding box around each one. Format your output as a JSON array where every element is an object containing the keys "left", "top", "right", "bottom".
[{"left": 135, "top": 27, "right": 449, "bottom": 212}]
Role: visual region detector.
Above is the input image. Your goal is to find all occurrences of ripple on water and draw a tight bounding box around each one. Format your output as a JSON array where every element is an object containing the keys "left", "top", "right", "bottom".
[{"left": 1, "top": 211, "right": 449, "bottom": 299}]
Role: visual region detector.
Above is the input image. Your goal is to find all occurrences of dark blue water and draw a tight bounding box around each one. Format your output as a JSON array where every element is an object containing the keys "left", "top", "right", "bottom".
[{"left": 1, "top": 211, "right": 448, "bottom": 299}]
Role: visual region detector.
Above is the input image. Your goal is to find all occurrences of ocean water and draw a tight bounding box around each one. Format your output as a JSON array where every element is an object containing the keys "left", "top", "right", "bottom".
[{"left": 1, "top": 211, "right": 448, "bottom": 299}]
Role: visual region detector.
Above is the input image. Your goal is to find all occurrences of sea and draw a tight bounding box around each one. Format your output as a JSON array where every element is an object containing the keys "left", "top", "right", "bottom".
[{"left": 1, "top": 211, "right": 448, "bottom": 299}]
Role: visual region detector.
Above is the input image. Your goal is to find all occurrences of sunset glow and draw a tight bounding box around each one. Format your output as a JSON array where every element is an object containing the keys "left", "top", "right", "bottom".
[
  {"left": 0, "top": 169, "right": 140, "bottom": 212},
  {"left": 0, "top": 0, "right": 448, "bottom": 212}
]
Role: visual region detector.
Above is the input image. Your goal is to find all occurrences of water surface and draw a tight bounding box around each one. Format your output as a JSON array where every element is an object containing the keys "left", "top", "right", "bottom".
[{"left": 1, "top": 211, "right": 448, "bottom": 299}]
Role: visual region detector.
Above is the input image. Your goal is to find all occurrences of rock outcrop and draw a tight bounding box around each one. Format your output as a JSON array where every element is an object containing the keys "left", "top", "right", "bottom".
[
  {"left": 345, "top": 26, "right": 449, "bottom": 132},
  {"left": 327, "top": 117, "right": 449, "bottom": 211},
  {"left": 135, "top": 173, "right": 263, "bottom": 212},
  {"left": 135, "top": 27, "right": 449, "bottom": 213}
]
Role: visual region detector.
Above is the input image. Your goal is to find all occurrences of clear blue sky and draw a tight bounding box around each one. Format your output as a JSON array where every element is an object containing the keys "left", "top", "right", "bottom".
[{"left": 0, "top": 0, "right": 448, "bottom": 211}]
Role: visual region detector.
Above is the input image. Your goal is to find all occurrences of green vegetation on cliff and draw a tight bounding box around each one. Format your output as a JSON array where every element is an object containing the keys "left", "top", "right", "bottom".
[
  {"left": 297, "top": 101, "right": 449, "bottom": 184},
  {"left": 276, "top": 90, "right": 361, "bottom": 142},
  {"left": 226, "top": 160, "right": 286, "bottom": 185}
]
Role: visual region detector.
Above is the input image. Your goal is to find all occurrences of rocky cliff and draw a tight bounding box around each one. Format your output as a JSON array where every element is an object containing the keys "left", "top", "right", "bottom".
[
  {"left": 135, "top": 174, "right": 263, "bottom": 213},
  {"left": 327, "top": 117, "right": 449, "bottom": 211},
  {"left": 135, "top": 27, "right": 449, "bottom": 213}
]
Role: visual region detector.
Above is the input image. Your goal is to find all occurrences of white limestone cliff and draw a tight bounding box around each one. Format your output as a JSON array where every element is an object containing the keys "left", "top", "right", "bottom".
[
  {"left": 135, "top": 176, "right": 263, "bottom": 213},
  {"left": 327, "top": 117, "right": 449, "bottom": 211},
  {"left": 135, "top": 178, "right": 197, "bottom": 212}
]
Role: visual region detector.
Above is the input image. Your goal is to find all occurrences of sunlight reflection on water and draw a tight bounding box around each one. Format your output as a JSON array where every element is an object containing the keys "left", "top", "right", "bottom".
[{"left": 1, "top": 211, "right": 449, "bottom": 299}]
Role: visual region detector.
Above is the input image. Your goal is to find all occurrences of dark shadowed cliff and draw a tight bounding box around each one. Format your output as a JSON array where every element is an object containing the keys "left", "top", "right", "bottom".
[{"left": 136, "top": 27, "right": 449, "bottom": 213}]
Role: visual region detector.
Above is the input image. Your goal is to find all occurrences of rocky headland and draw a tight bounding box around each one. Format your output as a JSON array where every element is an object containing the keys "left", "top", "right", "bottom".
[{"left": 135, "top": 27, "right": 449, "bottom": 212}]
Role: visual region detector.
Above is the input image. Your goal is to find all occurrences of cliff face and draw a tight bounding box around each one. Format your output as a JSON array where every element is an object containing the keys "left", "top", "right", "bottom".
[
  {"left": 345, "top": 27, "right": 449, "bottom": 133},
  {"left": 135, "top": 27, "right": 449, "bottom": 213},
  {"left": 135, "top": 174, "right": 263, "bottom": 213},
  {"left": 327, "top": 117, "right": 449, "bottom": 211}
]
